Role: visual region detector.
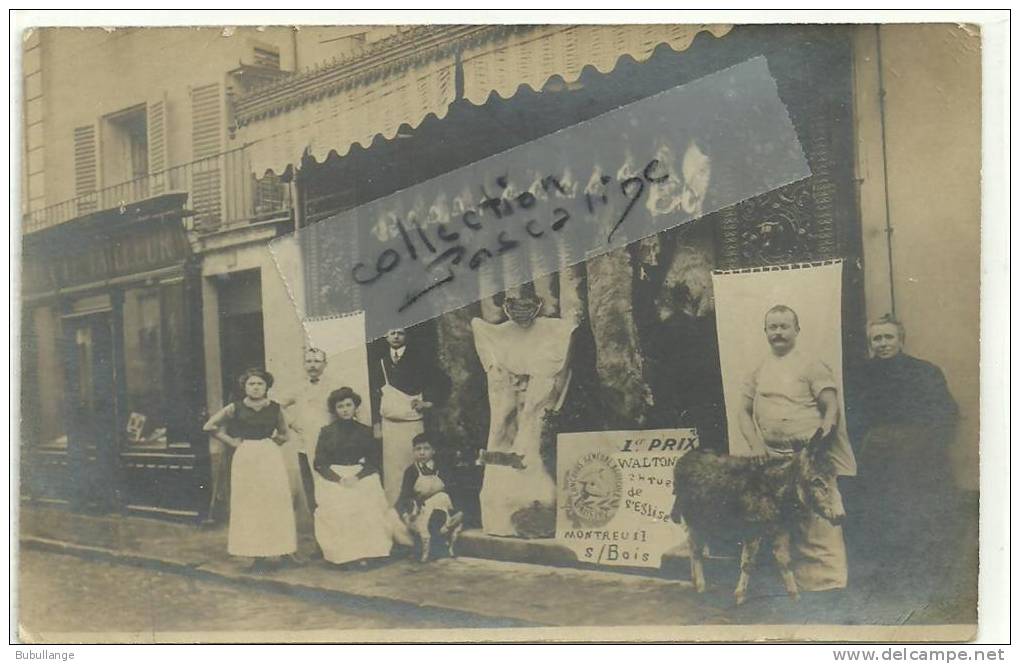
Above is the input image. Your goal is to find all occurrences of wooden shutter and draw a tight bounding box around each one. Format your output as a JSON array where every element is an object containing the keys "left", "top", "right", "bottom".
[
  {"left": 73, "top": 124, "right": 98, "bottom": 215},
  {"left": 190, "top": 82, "right": 224, "bottom": 231},
  {"left": 147, "top": 93, "right": 169, "bottom": 195}
]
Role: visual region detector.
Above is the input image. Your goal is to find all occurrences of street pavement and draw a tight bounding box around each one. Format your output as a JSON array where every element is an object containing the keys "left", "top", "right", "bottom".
[
  {"left": 18, "top": 549, "right": 476, "bottom": 641},
  {"left": 16, "top": 505, "right": 977, "bottom": 642}
]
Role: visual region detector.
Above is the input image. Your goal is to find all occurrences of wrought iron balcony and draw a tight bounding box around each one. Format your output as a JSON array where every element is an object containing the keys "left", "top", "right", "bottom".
[{"left": 23, "top": 144, "right": 292, "bottom": 234}]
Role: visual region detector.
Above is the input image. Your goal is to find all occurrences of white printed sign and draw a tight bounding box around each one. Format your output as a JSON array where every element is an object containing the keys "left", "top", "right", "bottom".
[{"left": 556, "top": 429, "right": 698, "bottom": 568}]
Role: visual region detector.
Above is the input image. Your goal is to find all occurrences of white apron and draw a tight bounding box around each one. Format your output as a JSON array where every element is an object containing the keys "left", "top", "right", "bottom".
[
  {"left": 378, "top": 359, "right": 425, "bottom": 505},
  {"left": 749, "top": 352, "right": 852, "bottom": 591},
  {"left": 761, "top": 443, "right": 848, "bottom": 591},
  {"left": 228, "top": 438, "right": 297, "bottom": 557},
  {"left": 381, "top": 419, "right": 422, "bottom": 505},
  {"left": 314, "top": 465, "right": 410, "bottom": 564}
]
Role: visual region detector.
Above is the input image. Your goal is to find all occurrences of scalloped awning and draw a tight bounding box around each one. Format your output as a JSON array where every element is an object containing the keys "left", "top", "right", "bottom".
[
  {"left": 238, "top": 24, "right": 732, "bottom": 178},
  {"left": 462, "top": 24, "right": 732, "bottom": 104}
]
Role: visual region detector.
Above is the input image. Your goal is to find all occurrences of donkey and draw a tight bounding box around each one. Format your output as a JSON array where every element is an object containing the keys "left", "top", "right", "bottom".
[{"left": 671, "top": 429, "right": 846, "bottom": 605}]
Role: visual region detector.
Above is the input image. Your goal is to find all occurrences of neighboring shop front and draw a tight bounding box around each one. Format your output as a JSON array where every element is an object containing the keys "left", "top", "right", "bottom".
[{"left": 21, "top": 194, "right": 208, "bottom": 517}]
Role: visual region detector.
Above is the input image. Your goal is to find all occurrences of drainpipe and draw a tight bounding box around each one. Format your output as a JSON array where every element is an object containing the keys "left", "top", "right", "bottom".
[{"left": 875, "top": 25, "right": 896, "bottom": 317}]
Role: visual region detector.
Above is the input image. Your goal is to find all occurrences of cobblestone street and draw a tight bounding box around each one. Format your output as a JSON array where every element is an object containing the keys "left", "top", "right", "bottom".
[
  {"left": 16, "top": 505, "right": 979, "bottom": 642},
  {"left": 17, "top": 550, "right": 521, "bottom": 642}
]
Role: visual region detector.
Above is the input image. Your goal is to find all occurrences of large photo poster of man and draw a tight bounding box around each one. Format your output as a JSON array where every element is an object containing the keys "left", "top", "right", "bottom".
[
  {"left": 712, "top": 261, "right": 855, "bottom": 472},
  {"left": 711, "top": 261, "right": 858, "bottom": 594}
]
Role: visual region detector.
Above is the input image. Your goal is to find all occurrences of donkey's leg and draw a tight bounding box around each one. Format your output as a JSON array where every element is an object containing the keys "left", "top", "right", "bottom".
[
  {"left": 734, "top": 537, "right": 762, "bottom": 606},
  {"left": 771, "top": 531, "right": 800, "bottom": 601},
  {"left": 688, "top": 530, "right": 707, "bottom": 593}
]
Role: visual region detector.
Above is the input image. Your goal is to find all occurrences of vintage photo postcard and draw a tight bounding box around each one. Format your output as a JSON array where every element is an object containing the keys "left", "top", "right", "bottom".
[{"left": 12, "top": 11, "right": 1008, "bottom": 645}]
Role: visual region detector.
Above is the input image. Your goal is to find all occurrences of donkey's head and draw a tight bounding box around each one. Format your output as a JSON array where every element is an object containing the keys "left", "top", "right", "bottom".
[{"left": 793, "top": 429, "right": 846, "bottom": 525}]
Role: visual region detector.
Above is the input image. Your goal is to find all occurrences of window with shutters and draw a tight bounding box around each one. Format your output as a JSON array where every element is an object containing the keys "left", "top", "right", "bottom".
[
  {"left": 72, "top": 125, "right": 98, "bottom": 215},
  {"left": 147, "top": 96, "right": 168, "bottom": 195},
  {"left": 191, "top": 82, "right": 224, "bottom": 230},
  {"left": 251, "top": 45, "right": 280, "bottom": 70},
  {"left": 101, "top": 104, "right": 149, "bottom": 203}
]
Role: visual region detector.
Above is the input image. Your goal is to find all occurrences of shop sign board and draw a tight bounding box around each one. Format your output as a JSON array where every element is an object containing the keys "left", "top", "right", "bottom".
[{"left": 556, "top": 428, "right": 698, "bottom": 568}]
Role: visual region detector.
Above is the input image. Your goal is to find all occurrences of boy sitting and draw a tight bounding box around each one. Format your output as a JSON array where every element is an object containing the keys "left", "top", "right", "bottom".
[{"left": 396, "top": 433, "right": 464, "bottom": 562}]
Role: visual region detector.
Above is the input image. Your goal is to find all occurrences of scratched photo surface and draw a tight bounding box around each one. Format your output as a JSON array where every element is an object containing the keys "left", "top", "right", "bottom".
[{"left": 17, "top": 23, "right": 981, "bottom": 643}]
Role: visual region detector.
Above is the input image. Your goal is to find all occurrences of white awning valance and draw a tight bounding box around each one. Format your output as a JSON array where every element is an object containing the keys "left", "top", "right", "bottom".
[
  {"left": 241, "top": 51, "right": 456, "bottom": 177},
  {"left": 461, "top": 24, "right": 733, "bottom": 104}
]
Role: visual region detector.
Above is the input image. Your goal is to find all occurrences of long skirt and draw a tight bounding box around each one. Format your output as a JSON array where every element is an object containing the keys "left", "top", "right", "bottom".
[
  {"left": 314, "top": 466, "right": 411, "bottom": 565},
  {"left": 228, "top": 439, "right": 297, "bottom": 557},
  {"left": 381, "top": 418, "right": 423, "bottom": 505},
  {"left": 853, "top": 424, "right": 956, "bottom": 595}
]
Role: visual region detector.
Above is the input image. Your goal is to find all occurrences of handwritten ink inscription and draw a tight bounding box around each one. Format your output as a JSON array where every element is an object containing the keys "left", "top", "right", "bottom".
[{"left": 351, "top": 160, "right": 673, "bottom": 314}]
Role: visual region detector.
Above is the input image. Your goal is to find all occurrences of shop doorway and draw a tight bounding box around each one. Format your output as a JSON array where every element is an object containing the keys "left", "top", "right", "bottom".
[
  {"left": 216, "top": 269, "right": 265, "bottom": 404},
  {"left": 64, "top": 308, "right": 119, "bottom": 510}
]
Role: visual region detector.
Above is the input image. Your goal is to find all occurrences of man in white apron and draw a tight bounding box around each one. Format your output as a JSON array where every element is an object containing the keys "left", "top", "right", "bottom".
[
  {"left": 280, "top": 347, "right": 333, "bottom": 558},
  {"left": 370, "top": 329, "right": 448, "bottom": 505}
]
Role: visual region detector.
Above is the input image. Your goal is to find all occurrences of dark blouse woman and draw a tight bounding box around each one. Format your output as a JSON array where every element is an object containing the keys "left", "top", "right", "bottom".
[
  {"left": 312, "top": 387, "right": 408, "bottom": 564},
  {"left": 313, "top": 388, "right": 379, "bottom": 484}
]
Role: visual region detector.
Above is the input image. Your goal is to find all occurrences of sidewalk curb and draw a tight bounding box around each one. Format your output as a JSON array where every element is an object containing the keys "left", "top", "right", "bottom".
[{"left": 20, "top": 536, "right": 545, "bottom": 628}]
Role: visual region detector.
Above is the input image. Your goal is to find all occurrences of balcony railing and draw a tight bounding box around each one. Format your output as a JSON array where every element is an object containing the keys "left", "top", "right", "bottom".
[{"left": 23, "top": 144, "right": 292, "bottom": 234}]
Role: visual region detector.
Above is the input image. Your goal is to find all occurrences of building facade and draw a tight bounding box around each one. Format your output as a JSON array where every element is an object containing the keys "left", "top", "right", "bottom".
[
  {"left": 19, "top": 23, "right": 981, "bottom": 521},
  {"left": 20, "top": 27, "right": 299, "bottom": 516}
]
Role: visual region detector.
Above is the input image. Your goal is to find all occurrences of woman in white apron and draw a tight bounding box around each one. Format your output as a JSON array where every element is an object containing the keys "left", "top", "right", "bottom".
[
  {"left": 313, "top": 387, "right": 412, "bottom": 565},
  {"left": 203, "top": 368, "right": 297, "bottom": 572}
]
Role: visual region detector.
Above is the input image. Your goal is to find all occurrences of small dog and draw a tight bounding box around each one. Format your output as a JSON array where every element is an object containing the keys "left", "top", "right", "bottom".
[
  {"left": 671, "top": 429, "right": 846, "bottom": 605},
  {"left": 404, "top": 492, "right": 464, "bottom": 562}
]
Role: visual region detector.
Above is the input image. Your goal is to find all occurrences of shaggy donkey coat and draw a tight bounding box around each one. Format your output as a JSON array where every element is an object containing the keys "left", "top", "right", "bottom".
[{"left": 671, "top": 429, "right": 845, "bottom": 605}]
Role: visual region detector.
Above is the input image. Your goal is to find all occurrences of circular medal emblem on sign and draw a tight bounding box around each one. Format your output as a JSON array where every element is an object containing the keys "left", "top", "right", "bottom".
[{"left": 565, "top": 452, "right": 623, "bottom": 528}]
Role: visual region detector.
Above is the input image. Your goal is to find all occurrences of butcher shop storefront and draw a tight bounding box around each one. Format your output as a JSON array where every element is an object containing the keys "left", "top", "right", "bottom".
[{"left": 234, "top": 24, "right": 864, "bottom": 561}]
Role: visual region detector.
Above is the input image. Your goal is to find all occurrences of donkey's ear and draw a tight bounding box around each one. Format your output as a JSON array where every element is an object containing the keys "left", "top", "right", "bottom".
[
  {"left": 795, "top": 429, "right": 823, "bottom": 455},
  {"left": 796, "top": 480, "right": 808, "bottom": 508},
  {"left": 808, "top": 427, "right": 833, "bottom": 460}
]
